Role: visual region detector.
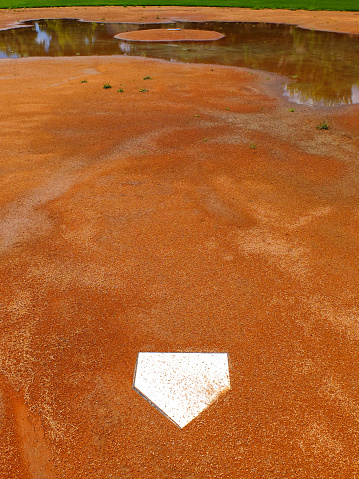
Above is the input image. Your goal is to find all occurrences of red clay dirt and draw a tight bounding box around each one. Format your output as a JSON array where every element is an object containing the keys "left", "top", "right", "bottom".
[
  {"left": 0, "top": 6, "right": 359, "bottom": 479},
  {"left": 114, "top": 28, "right": 225, "bottom": 42}
]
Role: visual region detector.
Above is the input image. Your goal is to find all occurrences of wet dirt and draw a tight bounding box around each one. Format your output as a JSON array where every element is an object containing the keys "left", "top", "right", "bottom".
[
  {"left": 0, "top": 6, "right": 359, "bottom": 479},
  {"left": 1, "top": 6, "right": 359, "bottom": 34}
]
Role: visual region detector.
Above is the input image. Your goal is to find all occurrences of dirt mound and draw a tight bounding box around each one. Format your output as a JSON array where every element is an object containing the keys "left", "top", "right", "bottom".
[{"left": 114, "top": 28, "right": 225, "bottom": 42}]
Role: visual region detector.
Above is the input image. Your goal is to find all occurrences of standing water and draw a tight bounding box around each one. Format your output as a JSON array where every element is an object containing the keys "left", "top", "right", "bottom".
[{"left": 0, "top": 18, "right": 358, "bottom": 106}]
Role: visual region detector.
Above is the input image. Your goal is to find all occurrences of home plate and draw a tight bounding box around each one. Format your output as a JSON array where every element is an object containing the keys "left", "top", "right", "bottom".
[{"left": 133, "top": 352, "right": 230, "bottom": 428}]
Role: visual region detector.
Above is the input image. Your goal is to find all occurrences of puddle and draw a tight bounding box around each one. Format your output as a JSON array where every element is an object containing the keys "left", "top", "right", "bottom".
[{"left": 0, "top": 18, "right": 358, "bottom": 106}]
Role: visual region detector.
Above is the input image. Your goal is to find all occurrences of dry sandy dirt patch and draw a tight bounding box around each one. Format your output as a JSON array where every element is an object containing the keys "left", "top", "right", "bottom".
[
  {"left": 0, "top": 6, "right": 359, "bottom": 479},
  {"left": 114, "top": 28, "right": 225, "bottom": 42}
]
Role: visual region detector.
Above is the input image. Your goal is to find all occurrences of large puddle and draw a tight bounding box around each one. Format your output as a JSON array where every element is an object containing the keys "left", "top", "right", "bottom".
[{"left": 1, "top": 18, "right": 358, "bottom": 107}]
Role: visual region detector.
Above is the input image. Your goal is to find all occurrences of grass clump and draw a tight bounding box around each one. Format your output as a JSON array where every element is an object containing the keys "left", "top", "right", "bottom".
[
  {"left": 103, "top": 83, "right": 112, "bottom": 89},
  {"left": 317, "top": 120, "right": 329, "bottom": 130}
]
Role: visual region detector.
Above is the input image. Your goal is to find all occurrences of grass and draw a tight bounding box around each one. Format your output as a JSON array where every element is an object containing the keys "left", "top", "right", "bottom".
[
  {"left": 103, "top": 83, "right": 112, "bottom": 89},
  {"left": 317, "top": 120, "right": 329, "bottom": 130},
  {"left": 1, "top": 0, "right": 358, "bottom": 11}
]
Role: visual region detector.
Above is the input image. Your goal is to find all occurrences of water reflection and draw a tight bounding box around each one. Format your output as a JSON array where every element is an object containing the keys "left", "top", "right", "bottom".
[
  {"left": 34, "top": 22, "right": 52, "bottom": 53},
  {"left": 119, "top": 40, "right": 131, "bottom": 54},
  {"left": 0, "top": 18, "right": 358, "bottom": 106},
  {"left": 352, "top": 84, "right": 359, "bottom": 103}
]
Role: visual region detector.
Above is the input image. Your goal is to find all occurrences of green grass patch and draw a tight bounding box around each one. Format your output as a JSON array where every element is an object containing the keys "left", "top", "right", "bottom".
[
  {"left": 1, "top": 0, "right": 358, "bottom": 11},
  {"left": 317, "top": 120, "right": 329, "bottom": 130}
]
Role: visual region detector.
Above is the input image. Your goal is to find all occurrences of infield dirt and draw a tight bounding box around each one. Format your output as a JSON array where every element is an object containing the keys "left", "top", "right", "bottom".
[{"left": 0, "top": 7, "right": 359, "bottom": 479}]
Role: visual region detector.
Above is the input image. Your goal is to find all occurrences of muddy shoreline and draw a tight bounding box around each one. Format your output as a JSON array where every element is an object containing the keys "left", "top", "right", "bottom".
[{"left": 0, "top": 6, "right": 359, "bottom": 34}]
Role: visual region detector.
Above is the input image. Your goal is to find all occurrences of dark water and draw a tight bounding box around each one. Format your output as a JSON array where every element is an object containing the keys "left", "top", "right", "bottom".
[{"left": 1, "top": 18, "right": 358, "bottom": 106}]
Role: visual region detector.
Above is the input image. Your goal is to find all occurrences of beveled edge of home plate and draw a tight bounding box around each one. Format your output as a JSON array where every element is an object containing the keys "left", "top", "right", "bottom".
[
  {"left": 132, "top": 352, "right": 230, "bottom": 429},
  {"left": 133, "top": 381, "right": 184, "bottom": 429}
]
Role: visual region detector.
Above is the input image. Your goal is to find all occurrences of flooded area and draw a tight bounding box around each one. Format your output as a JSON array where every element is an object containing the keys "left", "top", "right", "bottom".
[{"left": 0, "top": 18, "right": 358, "bottom": 106}]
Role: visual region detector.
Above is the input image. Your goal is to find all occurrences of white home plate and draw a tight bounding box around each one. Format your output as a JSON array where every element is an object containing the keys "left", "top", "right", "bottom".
[{"left": 133, "top": 352, "right": 230, "bottom": 428}]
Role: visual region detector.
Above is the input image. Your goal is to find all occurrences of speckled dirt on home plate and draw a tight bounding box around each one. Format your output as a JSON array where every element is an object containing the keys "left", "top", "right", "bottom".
[{"left": 0, "top": 7, "right": 359, "bottom": 479}]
